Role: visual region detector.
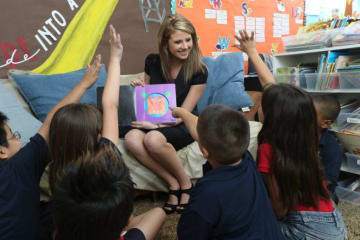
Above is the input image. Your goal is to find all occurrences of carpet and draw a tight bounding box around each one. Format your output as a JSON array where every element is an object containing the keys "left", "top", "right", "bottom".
[{"left": 133, "top": 193, "right": 360, "bottom": 240}]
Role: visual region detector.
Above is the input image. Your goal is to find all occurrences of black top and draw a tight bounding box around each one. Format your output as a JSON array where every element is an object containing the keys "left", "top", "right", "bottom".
[
  {"left": 0, "top": 134, "right": 48, "bottom": 240},
  {"left": 145, "top": 54, "right": 208, "bottom": 108},
  {"left": 319, "top": 129, "right": 342, "bottom": 192},
  {"left": 177, "top": 152, "right": 285, "bottom": 240}
]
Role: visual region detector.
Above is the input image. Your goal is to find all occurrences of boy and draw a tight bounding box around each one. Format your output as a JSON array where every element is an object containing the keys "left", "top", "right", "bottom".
[
  {"left": 0, "top": 55, "right": 102, "bottom": 240},
  {"left": 52, "top": 145, "right": 166, "bottom": 240},
  {"left": 172, "top": 104, "right": 285, "bottom": 240},
  {"left": 313, "top": 95, "right": 342, "bottom": 204}
]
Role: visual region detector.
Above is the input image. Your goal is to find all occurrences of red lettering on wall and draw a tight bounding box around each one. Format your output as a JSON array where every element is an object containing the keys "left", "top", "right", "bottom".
[{"left": 0, "top": 43, "right": 19, "bottom": 68}]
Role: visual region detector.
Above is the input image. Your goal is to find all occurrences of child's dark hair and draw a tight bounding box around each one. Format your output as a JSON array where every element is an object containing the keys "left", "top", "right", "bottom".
[
  {"left": 0, "top": 112, "right": 9, "bottom": 147},
  {"left": 49, "top": 103, "right": 102, "bottom": 194},
  {"left": 197, "top": 104, "right": 250, "bottom": 164},
  {"left": 312, "top": 95, "right": 340, "bottom": 122},
  {"left": 258, "top": 83, "right": 329, "bottom": 210},
  {"left": 53, "top": 144, "right": 135, "bottom": 240}
]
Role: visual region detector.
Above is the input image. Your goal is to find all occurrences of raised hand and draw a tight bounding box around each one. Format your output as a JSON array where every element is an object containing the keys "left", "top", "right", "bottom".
[
  {"left": 80, "top": 54, "right": 102, "bottom": 89},
  {"left": 233, "top": 30, "right": 257, "bottom": 55},
  {"left": 109, "top": 24, "right": 123, "bottom": 61}
]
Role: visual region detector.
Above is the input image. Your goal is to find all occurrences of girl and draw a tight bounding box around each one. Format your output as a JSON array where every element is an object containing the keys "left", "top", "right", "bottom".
[
  {"left": 235, "top": 30, "right": 347, "bottom": 240},
  {"left": 49, "top": 24, "right": 122, "bottom": 193},
  {"left": 124, "top": 14, "right": 208, "bottom": 214}
]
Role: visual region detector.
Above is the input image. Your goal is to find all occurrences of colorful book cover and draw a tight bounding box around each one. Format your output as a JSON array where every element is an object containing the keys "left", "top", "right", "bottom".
[{"left": 135, "top": 84, "right": 177, "bottom": 124}]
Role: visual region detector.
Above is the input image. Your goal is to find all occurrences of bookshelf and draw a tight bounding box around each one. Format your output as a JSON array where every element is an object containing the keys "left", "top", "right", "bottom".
[
  {"left": 274, "top": 44, "right": 360, "bottom": 57},
  {"left": 273, "top": 44, "right": 360, "bottom": 94},
  {"left": 273, "top": 44, "right": 360, "bottom": 179}
]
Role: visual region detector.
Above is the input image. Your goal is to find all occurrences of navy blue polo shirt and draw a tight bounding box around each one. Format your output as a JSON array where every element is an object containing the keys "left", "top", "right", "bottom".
[
  {"left": 319, "top": 129, "right": 342, "bottom": 192},
  {"left": 0, "top": 134, "right": 48, "bottom": 240},
  {"left": 98, "top": 137, "right": 122, "bottom": 156},
  {"left": 177, "top": 151, "right": 285, "bottom": 240}
]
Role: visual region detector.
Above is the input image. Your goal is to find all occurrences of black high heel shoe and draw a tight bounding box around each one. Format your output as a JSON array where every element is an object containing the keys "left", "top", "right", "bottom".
[
  {"left": 176, "top": 185, "right": 193, "bottom": 214},
  {"left": 162, "top": 189, "right": 180, "bottom": 215}
]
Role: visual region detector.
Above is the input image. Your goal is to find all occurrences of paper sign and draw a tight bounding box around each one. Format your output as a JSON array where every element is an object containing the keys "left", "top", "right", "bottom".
[
  {"left": 205, "top": 9, "right": 217, "bottom": 19},
  {"left": 217, "top": 10, "right": 227, "bottom": 24}
]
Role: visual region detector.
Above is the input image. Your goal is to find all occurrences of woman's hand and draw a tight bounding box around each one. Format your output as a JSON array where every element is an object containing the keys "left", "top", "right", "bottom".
[
  {"left": 233, "top": 30, "right": 257, "bottom": 55},
  {"left": 130, "top": 77, "right": 145, "bottom": 87},
  {"left": 109, "top": 24, "right": 123, "bottom": 62},
  {"left": 80, "top": 54, "right": 102, "bottom": 89},
  {"left": 131, "top": 121, "right": 157, "bottom": 129},
  {"left": 173, "top": 118, "right": 183, "bottom": 126}
]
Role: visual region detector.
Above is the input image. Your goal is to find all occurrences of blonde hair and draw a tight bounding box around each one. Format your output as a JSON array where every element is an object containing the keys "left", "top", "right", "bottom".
[{"left": 157, "top": 14, "right": 206, "bottom": 82}]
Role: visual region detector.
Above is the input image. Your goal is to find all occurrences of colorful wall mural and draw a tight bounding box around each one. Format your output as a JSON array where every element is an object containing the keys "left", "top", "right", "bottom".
[{"left": 0, "top": 0, "right": 169, "bottom": 78}]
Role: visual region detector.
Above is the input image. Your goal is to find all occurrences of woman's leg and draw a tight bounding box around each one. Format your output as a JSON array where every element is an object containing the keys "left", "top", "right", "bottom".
[
  {"left": 143, "top": 130, "right": 192, "bottom": 207},
  {"left": 124, "top": 129, "right": 180, "bottom": 208}
]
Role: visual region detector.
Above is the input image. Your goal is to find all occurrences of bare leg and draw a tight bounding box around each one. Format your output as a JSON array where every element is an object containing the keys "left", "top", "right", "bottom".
[
  {"left": 143, "top": 131, "right": 192, "bottom": 207},
  {"left": 125, "top": 129, "right": 180, "bottom": 208},
  {"left": 125, "top": 208, "right": 166, "bottom": 240}
]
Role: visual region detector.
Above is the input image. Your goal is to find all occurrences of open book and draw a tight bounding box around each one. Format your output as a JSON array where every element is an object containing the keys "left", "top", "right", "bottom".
[{"left": 97, "top": 84, "right": 177, "bottom": 126}]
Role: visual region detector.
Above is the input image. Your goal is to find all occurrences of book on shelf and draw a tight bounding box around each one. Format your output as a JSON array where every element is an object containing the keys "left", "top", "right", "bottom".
[
  {"left": 312, "top": 51, "right": 360, "bottom": 90},
  {"left": 97, "top": 84, "right": 177, "bottom": 126},
  {"left": 315, "top": 54, "right": 327, "bottom": 89},
  {"left": 276, "top": 67, "right": 298, "bottom": 85}
]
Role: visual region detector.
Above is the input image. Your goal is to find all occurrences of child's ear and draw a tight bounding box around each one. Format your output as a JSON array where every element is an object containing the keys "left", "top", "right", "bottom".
[
  {"left": 198, "top": 143, "right": 210, "bottom": 159},
  {"left": 321, "top": 119, "right": 333, "bottom": 129},
  {"left": 0, "top": 146, "right": 9, "bottom": 160}
]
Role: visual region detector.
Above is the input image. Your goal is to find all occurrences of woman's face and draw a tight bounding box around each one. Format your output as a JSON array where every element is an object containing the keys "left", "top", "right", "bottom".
[{"left": 167, "top": 30, "right": 193, "bottom": 61}]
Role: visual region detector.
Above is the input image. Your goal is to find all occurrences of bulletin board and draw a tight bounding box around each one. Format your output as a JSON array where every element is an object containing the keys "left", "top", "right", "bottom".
[{"left": 173, "top": 0, "right": 305, "bottom": 57}]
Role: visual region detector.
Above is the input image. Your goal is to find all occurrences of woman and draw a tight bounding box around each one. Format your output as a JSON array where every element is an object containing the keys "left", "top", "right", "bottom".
[{"left": 124, "top": 14, "right": 207, "bottom": 214}]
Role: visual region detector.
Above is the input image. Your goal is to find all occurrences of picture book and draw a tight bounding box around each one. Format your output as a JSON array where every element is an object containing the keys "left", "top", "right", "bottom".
[
  {"left": 135, "top": 84, "right": 177, "bottom": 124},
  {"left": 96, "top": 84, "right": 177, "bottom": 126}
]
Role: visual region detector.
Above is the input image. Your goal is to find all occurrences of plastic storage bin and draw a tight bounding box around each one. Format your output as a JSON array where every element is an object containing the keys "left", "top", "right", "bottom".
[
  {"left": 345, "top": 153, "right": 360, "bottom": 172},
  {"left": 336, "top": 178, "right": 360, "bottom": 206},
  {"left": 304, "top": 73, "right": 317, "bottom": 89},
  {"left": 337, "top": 113, "right": 360, "bottom": 133},
  {"left": 335, "top": 131, "right": 360, "bottom": 154},
  {"left": 303, "top": 73, "right": 339, "bottom": 90},
  {"left": 275, "top": 74, "right": 298, "bottom": 85},
  {"left": 338, "top": 71, "right": 360, "bottom": 89},
  {"left": 332, "top": 22, "right": 360, "bottom": 46},
  {"left": 282, "top": 29, "right": 336, "bottom": 52}
]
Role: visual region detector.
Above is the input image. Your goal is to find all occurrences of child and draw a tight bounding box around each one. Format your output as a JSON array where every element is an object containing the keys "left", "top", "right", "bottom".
[
  {"left": 256, "top": 84, "right": 347, "bottom": 240},
  {"left": 313, "top": 95, "right": 342, "bottom": 204},
  {"left": 48, "top": 24, "right": 122, "bottom": 193},
  {"left": 52, "top": 144, "right": 166, "bottom": 240},
  {"left": 0, "top": 55, "right": 102, "bottom": 240},
  {"left": 235, "top": 30, "right": 347, "bottom": 239},
  {"left": 172, "top": 104, "right": 285, "bottom": 240}
]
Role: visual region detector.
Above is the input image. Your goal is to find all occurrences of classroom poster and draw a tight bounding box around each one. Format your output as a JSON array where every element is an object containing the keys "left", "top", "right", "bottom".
[{"left": 174, "top": 0, "right": 304, "bottom": 57}]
